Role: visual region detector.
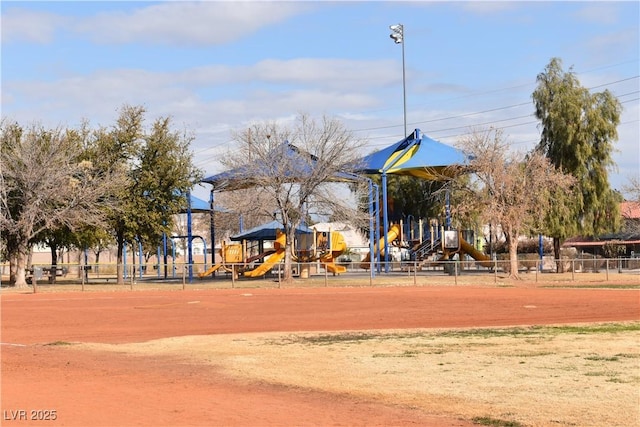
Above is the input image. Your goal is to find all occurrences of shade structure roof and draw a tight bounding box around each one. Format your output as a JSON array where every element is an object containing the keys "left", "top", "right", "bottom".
[
  {"left": 186, "top": 193, "right": 211, "bottom": 212},
  {"left": 358, "top": 129, "right": 468, "bottom": 180},
  {"left": 230, "top": 220, "right": 313, "bottom": 241},
  {"left": 202, "top": 142, "right": 360, "bottom": 192}
]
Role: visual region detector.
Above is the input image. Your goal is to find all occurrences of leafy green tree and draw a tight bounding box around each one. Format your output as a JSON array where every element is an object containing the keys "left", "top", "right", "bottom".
[
  {"left": 532, "top": 58, "right": 622, "bottom": 262},
  {"left": 89, "top": 105, "right": 202, "bottom": 285}
]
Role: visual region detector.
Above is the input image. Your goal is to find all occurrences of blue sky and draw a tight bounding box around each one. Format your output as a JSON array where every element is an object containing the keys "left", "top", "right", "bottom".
[{"left": 2, "top": 1, "right": 638, "bottom": 200}]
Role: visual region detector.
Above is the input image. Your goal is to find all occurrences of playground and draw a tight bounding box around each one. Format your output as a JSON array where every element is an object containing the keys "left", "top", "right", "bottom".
[{"left": 2, "top": 281, "right": 639, "bottom": 426}]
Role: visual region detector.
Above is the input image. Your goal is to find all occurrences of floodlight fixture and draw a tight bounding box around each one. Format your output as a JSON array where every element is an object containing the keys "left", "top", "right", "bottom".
[{"left": 389, "top": 24, "right": 403, "bottom": 44}]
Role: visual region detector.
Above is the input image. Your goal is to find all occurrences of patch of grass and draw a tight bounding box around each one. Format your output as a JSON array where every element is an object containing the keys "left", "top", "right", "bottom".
[
  {"left": 615, "top": 353, "right": 640, "bottom": 359},
  {"left": 45, "top": 341, "right": 74, "bottom": 346},
  {"left": 513, "top": 351, "right": 555, "bottom": 357},
  {"left": 607, "top": 377, "right": 631, "bottom": 383},
  {"left": 552, "top": 323, "right": 640, "bottom": 334},
  {"left": 372, "top": 349, "right": 421, "bottom": 358},
  {"left": 436, "top": 326, "right": 545, "bottom": 339},
  {"left": 439, "top": 323, "right": 640, "bottom": 339},
  {"left": 272, "top": 322, "right": 640, "bottom": 347},
  {"left": 584, "top": 354, "right": 619, "bottom": 362},
  {"left": 472, "top": 416, "right": 523, "bottom": 426},
  {"left": 279, "top": 331, "right": 428, "bottom": 346},
  {"left": 289, "top": 332, "right": 386, "bottom": 345},
  {"left": 584, "top": 371, "right": 611, "bottom": 377}
]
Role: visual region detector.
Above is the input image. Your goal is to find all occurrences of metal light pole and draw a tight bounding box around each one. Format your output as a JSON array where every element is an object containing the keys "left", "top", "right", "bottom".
[{"left": 389, "top": 23, "right": 406, "bottom": 137}]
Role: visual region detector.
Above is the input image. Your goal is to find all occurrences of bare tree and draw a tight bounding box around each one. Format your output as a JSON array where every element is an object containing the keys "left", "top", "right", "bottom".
[
  {"left": 456, "top": 128, "right": 574, "bottom": 279},
  {"left": 219, "top": 114, "right": 369, "bottom": 283},
  {"left": 0, "top": 119, "right": 126, "bottom": 288}
]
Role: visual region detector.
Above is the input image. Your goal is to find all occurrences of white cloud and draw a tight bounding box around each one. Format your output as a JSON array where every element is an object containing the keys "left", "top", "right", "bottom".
[
  {"left": 1, "top": 7, "right": 66, "bottom": 44},
  {"left": 458, "top": 1, "right": 519, "bottom": 16},
  {"left": 574, "top": 3, "right": 620, "bottom": 25},
  {"left": 72, "top": 2, "right": 313, "bottom": 46},
  {"left": 251, "top": 58, "right": 397, "bottom": 89}
]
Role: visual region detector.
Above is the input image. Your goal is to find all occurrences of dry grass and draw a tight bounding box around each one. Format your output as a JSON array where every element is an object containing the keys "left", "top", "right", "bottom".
[{"left": 81, "top": 322, "right": 640, "bottom": 427}]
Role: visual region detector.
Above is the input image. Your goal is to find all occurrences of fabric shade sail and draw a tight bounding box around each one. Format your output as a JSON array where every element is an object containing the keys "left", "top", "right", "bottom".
[{"left": 358, "top": 129, "right": 468, "bottom": 180}]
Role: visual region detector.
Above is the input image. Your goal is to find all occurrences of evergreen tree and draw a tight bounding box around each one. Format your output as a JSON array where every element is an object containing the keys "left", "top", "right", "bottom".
[{"left": 532, "top": 58, "right": 622, "bottom": 262}]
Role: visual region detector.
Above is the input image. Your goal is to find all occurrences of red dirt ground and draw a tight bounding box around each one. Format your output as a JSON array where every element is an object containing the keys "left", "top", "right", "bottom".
[{"left": 2, "top": 285, "right": 639, "bottom": 426}]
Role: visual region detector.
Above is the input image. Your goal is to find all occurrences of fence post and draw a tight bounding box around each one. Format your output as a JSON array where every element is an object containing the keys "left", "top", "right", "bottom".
[
  {"left": 324, "top": 263, "right": 328, "bottom": 287},
  {"left": 413, "top": 260, "right": 417, "bottom": 286},
  {"left": 182, "top": 265, "right": 186, "bottom": 290},
  {"left": 571, "top": 259, "right": 575, "bottom": 281},
  {"left": 494, "top": 258, "right": 498, "bottom": 284},
  {"left": 454, "top": 261, "right": 458, "bottom": 285},
  {"left": 130, "top": 265, "right": 134, "bottom": 290},
  {"left": 535, "top": 260, "right": 539, "bottom": 284},
  {"left": 605, "top": 259, "right": 609, "bottom": 281},
  {"left": 230, "top": 264, "right": 235, "bottom": 288}
]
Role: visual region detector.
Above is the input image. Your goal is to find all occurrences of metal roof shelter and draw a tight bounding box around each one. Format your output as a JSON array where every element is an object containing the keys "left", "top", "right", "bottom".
[
  {"left": 230, "top": 220, "right": 312, "bottom": 241},
  {"left": 359, "top": 129, "right": 468, "bottom": 180},
  {"left": 357, "top": 129, "right": 469, "bottom": 270},
  {"left": 202, "top": 141, "right": 358, "bottom": 191}
]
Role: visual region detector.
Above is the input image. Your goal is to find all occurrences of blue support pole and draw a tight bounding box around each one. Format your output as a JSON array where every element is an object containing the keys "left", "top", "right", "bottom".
[
  {"left": 368, "top": 179, "right": 376, "bottom": 278},
  {"left": 157, "top": 246, "right": 161, "bottom": 279},
  {"left": 186, "top": 192, "right": 194, "bottom": 283},
  {"left": 382, "top": 172, "right": 390, "bottom": 273},
  {"left": 375, "top": 182, "right": 381, "bottom": 273},
  {"left": 539, "top": 234, "right": 544, "bottom": 271}
]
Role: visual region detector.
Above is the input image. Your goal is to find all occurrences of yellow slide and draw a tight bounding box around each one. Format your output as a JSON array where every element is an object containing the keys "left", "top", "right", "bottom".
[
  {"left": 320, "top": 231, "right": 348, "bottom": 274},
  {"left": 198, "top": 263, "right": 225, "bottom": 278},
  {"left": 360, "top": 224, "right": 401, "bottom": 269},
  {"left": 243, "top": 249, "right": 285, "bottom": 277},
  {"left": 459, "top": 236, "right": 493, "bottom": 268},
  {"left": 243, "top": 230, "right": 287, "bottom": 278},
  {"left": 324, "top": 262, "right": 347, "bottom": 274}
]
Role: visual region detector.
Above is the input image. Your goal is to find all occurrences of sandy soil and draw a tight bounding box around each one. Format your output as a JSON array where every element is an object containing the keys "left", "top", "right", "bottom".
[{"left": 2, "top": 284, "right": 639, "bottom": 426}]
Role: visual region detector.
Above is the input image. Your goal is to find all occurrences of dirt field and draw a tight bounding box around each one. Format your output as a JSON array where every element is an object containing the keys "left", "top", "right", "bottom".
[{"left": 1, "top": 281, "right": 639, "bottom": 426}]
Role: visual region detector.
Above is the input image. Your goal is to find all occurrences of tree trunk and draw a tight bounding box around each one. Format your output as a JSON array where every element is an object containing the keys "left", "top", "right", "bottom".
[
  {"left": 76, "top": 251, "right": 82, "bottom": 279},
  {"left": 49, "top": 243, "right": 58, "bottom": 284},
  {"left": 508, "top": 237, "right": 520, "bottom": 280},
  {"left": 117, "top": 236, "right": 125, "bottom": 285},
  {"left": 9, "top": 253, "right": 17, "bottom": 284},
  {"left": 282, "top": 236, "right": 294, "bottom": 285},
  {"left": 553, "top": 237, "right": 563, "bottom": 273},
  {"left": 13, "top": 244, "right": 30, "bottom": 289},
  {"left": 95, "top": 251, "right": 101, "bottom": 277}
]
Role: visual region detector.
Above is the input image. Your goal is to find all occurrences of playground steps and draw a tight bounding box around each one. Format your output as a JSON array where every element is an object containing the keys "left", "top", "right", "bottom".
[{"left": 412, "top": 238, "right": 442, "bottom": 261}]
